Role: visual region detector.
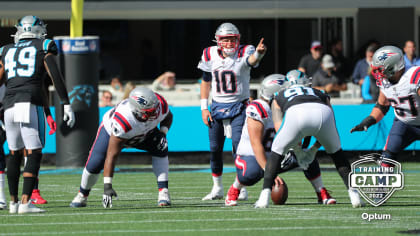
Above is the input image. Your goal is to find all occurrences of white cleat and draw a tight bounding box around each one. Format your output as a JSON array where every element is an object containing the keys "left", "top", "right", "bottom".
[
  {"left": 70, "top": 192, "right": 88, "bottom": 208},
  {"left": 0, "top": 201, "right": 7, "bottom": 210},
  {"left": 237, "top": 187, "right": 248, "bottom": 201},
  {"left": 254, "top": 189, "right": 271, "bottom": 208},
  {"left": 348, "top": 188, "right": 365, "bottom": 208},
  {"left": 158, "top": 188, "right": 171, "bottom": 207},
  {"left": 202, "top": 186, "right": 224, "bottom": 201},
  {"left": 9, "top": 201, "right": 19, "bottom": 214},
  {"left": 18, "top": 201, "right": 45, "bottom": 214}
]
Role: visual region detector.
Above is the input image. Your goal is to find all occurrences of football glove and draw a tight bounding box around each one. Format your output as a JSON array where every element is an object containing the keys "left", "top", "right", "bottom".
[
  {"left": 350, "top": 116, "right": 376, "bottom": 133},
  {"left": 63, "top": 104, "right": 76, "bottom": 128},
  {"left": 47, "top": 115, "right": 57, "bottom": 135},
  {"left": 102, "top": 183, "right": 118, "bottom": 208}
]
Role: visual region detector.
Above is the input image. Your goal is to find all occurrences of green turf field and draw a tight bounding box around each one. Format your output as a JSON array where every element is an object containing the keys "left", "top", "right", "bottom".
[{"left": 0, "top": 163, "right": 420, "bottom": 236}]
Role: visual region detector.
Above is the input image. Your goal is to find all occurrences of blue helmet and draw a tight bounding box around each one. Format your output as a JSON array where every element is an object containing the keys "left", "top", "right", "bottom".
[
  {"left": 286, "top": 69, "right": 312, "bottom": 88},
  {"left": 13, "top": 15, "right": 47, "bottom": 43}
]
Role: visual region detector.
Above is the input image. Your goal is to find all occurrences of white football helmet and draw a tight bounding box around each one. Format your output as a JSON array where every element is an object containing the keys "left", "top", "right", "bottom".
[
  {"left": 12, "top": 15, "right": 47, "bottom": 43},
  {"left": 214, "top": 22, "right": 240, "bottom": 56},
  {"left": 260, "top": 74, "right": 288, "bottom": 101},
  {"left": 286, "top": 70, "right": 312, "bottom": 88},
  {"left": 127, "top": 87, "right": 160, "bottom": 122},
  {"left": 371, "top": 45, "right": 404, "bottom": 85}
]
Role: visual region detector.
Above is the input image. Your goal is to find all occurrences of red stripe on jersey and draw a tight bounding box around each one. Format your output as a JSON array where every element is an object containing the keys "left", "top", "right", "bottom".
[
  {"left": 237, "top": 45, "right": 248, "bottom": 58},
  {"left": 203, "top": 47, "right": 211, "bottom": 62},
  {"left": 155, "top": 93, "right": 168, "bottom": 114},
  {"left": 114, "top": 112, "right": 132, "bottom": 132},
  {"left": 410, "top": 67, "right": 420, "bottom": 84},
  {"left": 250, "top": 101, "right": 268, "bottom": 118}
]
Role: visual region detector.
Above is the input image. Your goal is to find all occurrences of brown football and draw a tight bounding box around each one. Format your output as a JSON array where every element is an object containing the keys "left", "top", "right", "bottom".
[{"left": 271, "top": 177, "right": 288, "bottom": 205}]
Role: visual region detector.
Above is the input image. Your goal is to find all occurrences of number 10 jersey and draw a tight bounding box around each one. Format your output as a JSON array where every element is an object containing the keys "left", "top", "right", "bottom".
[{"left": 197, "top": 45, "right": 256, "bottom": 103}]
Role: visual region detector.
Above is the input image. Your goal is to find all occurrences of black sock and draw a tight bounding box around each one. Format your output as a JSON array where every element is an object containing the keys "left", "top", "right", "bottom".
[{"left": 330, "top": 149, "right": 351, "bottom": 188}]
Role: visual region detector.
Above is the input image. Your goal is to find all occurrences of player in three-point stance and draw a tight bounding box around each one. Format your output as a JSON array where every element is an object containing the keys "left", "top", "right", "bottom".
[
  {"left": 351, "top": 46, "right": 420, "bottom": 166},
  {"left": 70, "top": 87, "right": 173, "bottom": 208},
  {"left": 255, "top": 70, "right": 364, "bottom": 208},
  {"left": 198, "top": 22, "right": 266, "bottom": 201},
  {"left": 0, "top": 15, "right": 75, "bottom": 213},
  {"left": 225, "top": 74, "right": 336, "bottom": 206}
]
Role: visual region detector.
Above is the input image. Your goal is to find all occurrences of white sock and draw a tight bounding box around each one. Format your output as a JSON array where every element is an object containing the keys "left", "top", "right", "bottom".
[
  {"left": 0, "top": 173, "right": 5, "bottom": 202},
  {"left": 80, "top": 168, "right": 99, "bottom": 190},
  {"left": 309, "top": 175, "right": 324, "bottom": 192},
  {"left": 232, "top": 177, "right": 243, "bottom": 190},
  {"left": 213, "top": 175, "right": 223, "bottom": 189},
  {"left": 152, "top": 156, "right": 169, "bottom": 182}
]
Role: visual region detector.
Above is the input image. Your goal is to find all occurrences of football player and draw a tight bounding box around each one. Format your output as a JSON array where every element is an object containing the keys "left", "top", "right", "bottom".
[
  {"left": 0, "top": 15, "right": 75, "bottom": 214},
  {"left": 70, "top": 87, "right": 173, "bottom": 208},
  {"left": 225, "top": 74, "right": 336, "bottom": 206},
  {"left": 351, "top": 46, "right": 420, "bottom": 166},
  {"left": 255, "top": 70, "right": 364, "bottom": 208},
  {"left": 198, "top": 22, "right": 266, "bottom": 200}
]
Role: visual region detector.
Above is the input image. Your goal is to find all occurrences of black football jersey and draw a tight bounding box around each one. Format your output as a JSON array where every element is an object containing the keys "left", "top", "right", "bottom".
[
  {"left": 0, "top": 38, "right": 57, "bottom": 109},
  {"left": 274, "top": 86, "right": 330, "bottom": 113}
]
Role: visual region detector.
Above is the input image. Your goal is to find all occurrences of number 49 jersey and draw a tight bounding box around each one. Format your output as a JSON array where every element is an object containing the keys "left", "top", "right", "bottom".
[
  {"left": 236, "top": 99, "right": 275, "bottom": 157},
  {"left": 0, "top": 38, "right": 57, "bottom": 109},
  {"left": 379, "top": 66, "right": 420, "bottom": 126},
  {"left": 197, "top": 45, "right": 256, "bottom": 103}
]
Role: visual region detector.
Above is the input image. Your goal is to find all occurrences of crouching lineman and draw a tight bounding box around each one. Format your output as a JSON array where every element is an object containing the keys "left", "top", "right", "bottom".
[
  {"left": 255, "top": 70, "right": 364, "bottom": 208},
  {"left": 70, "top": 87, "right": 173, "bottom": 208},
  {"left": 225, "top": 74, "right": 336, "bottom": 206}
]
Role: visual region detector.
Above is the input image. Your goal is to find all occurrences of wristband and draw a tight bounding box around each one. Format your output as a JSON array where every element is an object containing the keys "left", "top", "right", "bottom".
[
  {"left": 104, "top": 177, "right": 113, "bottom": 184},
  {"left": 160, "top": 126, "right": 169, "bottom": 135},
  {"left": 254, "top": 51, "right": 265, "bottom": 60},
  {"left": 200, "top": 99, "right": 208, "bottom": 110}
]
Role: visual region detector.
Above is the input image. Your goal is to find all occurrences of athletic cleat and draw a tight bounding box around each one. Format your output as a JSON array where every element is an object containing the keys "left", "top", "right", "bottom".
[
  {"left": 225, "top": 185, "right": 240, "bottom": 206},
  {"left": 31, "top": 189, "right": 48, "bottom": 204},
  {"left": 70, "top": 192, "right": 88, "bottom": 208},
  {"left": 254, "top": 188, "right": 271, "bottom": 208},
  {"left": 9, "top": 201, "right": 19, "bottom": 214},
  {"left": 18, "top": 201, "right": 45, "bottom": 214},
  {"left": 348, "top": 188, "right": 365, "bottom": 208},
  {"left": 237, "top": 187, "right": 248, "bottom": 201},
  {"left": 158, "top": 188, "right": 171, "bottom": 207},
  {"left": 202, "top": 186, "right": 224, "bottom": 201},
  {"left": 317, "top": 188, "right": 337, "bottom": 205},
  {"left": 0, "top": 201, "right": 6, "bottom": 210}
]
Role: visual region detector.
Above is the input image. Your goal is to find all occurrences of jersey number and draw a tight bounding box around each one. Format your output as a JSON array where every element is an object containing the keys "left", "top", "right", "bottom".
[
  {"left": 214, "top": 70, "right": 237, "bottom": 94},
  {"left": 262, "top": 128, "right": 276, "bottom": 152},
  {"left": 284, "top": 87, "right": 316, "bottom": 100},
  {"left": 388, "top": 95, "right": 418, "bottom": 117},
  {"left": 4, "top": 47, "right": 36, "bottom": 79}
]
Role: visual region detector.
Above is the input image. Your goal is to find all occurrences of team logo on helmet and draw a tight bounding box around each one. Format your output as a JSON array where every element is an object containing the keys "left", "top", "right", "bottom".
[
  {"left": 268, "top": 79, "right": 285, "bottom": 85},
  {"left": 378, "top": 52, "right": 397, "bottom": 62},
  {"left": 131, "top": 96, "right": 148, "bottom": 106}
]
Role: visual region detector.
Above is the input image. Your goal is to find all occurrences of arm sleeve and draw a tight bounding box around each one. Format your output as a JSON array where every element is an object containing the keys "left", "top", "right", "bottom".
[{"left": 44, "top": 55, "right": 70, "bottom": 104}]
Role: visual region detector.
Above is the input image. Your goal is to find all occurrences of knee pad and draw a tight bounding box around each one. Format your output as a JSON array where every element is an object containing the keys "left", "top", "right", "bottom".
[{"left": 23, "top": 152, "right": 42, "bottom": 176}]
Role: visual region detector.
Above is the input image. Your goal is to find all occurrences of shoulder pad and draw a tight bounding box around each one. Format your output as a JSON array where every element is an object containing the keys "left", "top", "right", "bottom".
[
  {"left": 247, "top": 101, "right": 268, "bottom": 120},
  {"left": 155, "top": 93, "right": 168, "bottom": 115},
  {"left": 112, "top": 112, "right": 132, "bottom": 135},
  {"left": 43, "top": 39, "right": 58, "bottom": 55},
  {"left": 202, "top": 47, "right": 212, "bottom": 62},
  {"left": 409, "top": 67, "right": 420, "bottom": 85}
]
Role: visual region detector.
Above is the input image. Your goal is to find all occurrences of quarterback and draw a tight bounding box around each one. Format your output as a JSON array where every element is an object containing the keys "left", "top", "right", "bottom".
[{"left": 198, "top": 22, "right": 266, "bottom": 201}]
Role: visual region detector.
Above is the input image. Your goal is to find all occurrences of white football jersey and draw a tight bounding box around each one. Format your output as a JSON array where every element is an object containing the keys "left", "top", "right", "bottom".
[
  {"left": 102, "top": 93, "right": 169, "bottom": 145},
  {"left": 197, "top": 45, "right": 256, "bottom": 103},
  {"left": 379, "top": 66, "right": 420, "bottom": 125},
  {"left": 236, "top": 99, "right": 275, "bottom": 157}
]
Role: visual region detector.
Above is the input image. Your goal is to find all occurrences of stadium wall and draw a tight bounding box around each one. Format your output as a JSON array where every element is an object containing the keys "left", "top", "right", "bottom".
[{"left": 3, "top": 104, "right": 419, "bottom": 154}]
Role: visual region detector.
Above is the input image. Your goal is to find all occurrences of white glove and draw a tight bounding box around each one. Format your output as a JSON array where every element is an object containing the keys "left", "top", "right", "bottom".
[{"left": 63, "top": 104, "right": 75, "bottom": 128}]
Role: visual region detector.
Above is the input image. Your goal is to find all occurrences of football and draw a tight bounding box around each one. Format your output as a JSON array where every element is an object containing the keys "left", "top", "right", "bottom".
[{"left": 271, "top": 177, "right": 288, "bottom": 205}]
